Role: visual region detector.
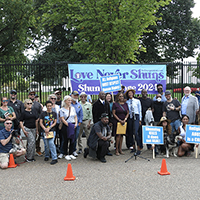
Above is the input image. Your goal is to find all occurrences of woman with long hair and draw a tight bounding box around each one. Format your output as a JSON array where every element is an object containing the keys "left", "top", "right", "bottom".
[
  {"left": 0, "top": 97, "right": 16, "bottom": 130},
  {"left": 177, "top": 115, "right": 195, "bottom": 157},
  {"left": 112, "top": 92, "right": 129, "bottom": 155},
  {"left": 58, "top": 95, "right": 77, "bottom": 161}
]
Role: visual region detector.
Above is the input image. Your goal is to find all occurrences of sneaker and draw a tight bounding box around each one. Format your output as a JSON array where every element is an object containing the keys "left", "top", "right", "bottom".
[
  {"left": 69, "top": 155, "right": 76, "bottom": 160},
  {"left": 50, "top": 160, "right": 58, "bottom": 165},
  {"left": 99, "top": 158, "right": 106, "bottom": 163},
  {"left": 58, "top": 153, "right": 64, "bottom": 159},
  {"left": 73, "top": 151, "right": 78, "bottom": 157},
  {"left": 77, "top": 149, "right": 82, "bottom": 154},
  {"left": 129, "top": 147, "right": 134, "bottom": 150},
  {"left": 35, "top": 151, "right": 43, "bottom": 156},
  {"left": 65, "top": 155, "right": 71, "bottom": 161},
  {"left": 25, "top": 157, "right": 34, "bottom": 162},
  {"left": 44, "top": 157, "right": 49, "bottom": 161}
]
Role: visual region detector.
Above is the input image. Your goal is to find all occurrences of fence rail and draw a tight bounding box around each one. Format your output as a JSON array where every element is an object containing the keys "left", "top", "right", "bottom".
[{"left": 0, "top": 62, "right": 199, "bottom": 103}]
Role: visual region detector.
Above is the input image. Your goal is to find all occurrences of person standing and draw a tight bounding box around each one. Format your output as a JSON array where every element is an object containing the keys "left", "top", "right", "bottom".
[
  {"left": 195, "top": 88, "right": 200, "bottom": 107},
  {"left": 125, "top": 89, "right": 142, "bottom": 155},
  {"left": 70, "top": 91, "right": 83, "bottom": 157},
  {"left": 55, "top": 90, "right": 62, "bottom": 108},
  {"left": 7, "top": 90, "right": 24, "bottom": 133},
  {"left": 112, "top": 92, "right": 129, "bottom": 155},
  {"left": 20, "top": 99, "right": 39, "bottom": 162},
  {"left": 40, "top": 101, "right": 58, "bottom": 165},
  {"left": 59, "top": 95, "right": 77, "bottom": 161},
  {"left": 153, "top": 84, "right": 167, "bottom": 102},
  {"left": 0, "top": 97, "right": 16, "bottom": 130},
  {"left": 181, "top": 86, "right": 199, "bottom": 124},
  {"left": 28, "top": 91, "right": 42, "bottom": 156},
  {"left": 77, "top": 92, "right": 92, "bottom": 154},
  {"left": 153, "top": 94, "right": 164, "bottom": 125},
  {"left": 163, "top": 90, "right": 181, "bottom": 133}
]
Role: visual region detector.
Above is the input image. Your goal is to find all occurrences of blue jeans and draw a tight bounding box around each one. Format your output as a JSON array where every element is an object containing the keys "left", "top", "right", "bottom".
[
  {"left": 73, "top": 125, "right": 80, "bottom": 152},
  {"left": 170, "top": 119, "right": 181, "bottom": 133},
  {"left": 42, "top": 131, "right": 57, "bottom": 160}
]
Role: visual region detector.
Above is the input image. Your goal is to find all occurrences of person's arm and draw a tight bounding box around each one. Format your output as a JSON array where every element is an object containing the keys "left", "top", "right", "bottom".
[
  {"left": 11, "top": 112, "right": 16, "bottom": 121},
  {"left": 74, "top": 115, "right": 78, "bottom": 128},
  {"left": 0, "top": 117, "right": 6, "bottom": 122},
  {"left": 19, "top": 121, "right": 28, "bottom": 137},
  {"left": 113, "top": 109, "right": 124, "bottom": 125},
  {"left": 78, "top": 107, "right": 83, "bottom": 126},
  {"left": 0, "top": 134, "right": 12, "bottom": 146},
  {"left": 138, "top": 100, "right": 142, "bottom": 124},
  {"left": 35, "top": 118, "right": 39, "bottom": 135},
  {"left": 61, "top": 117, "right": 68, "bottom": 126}
]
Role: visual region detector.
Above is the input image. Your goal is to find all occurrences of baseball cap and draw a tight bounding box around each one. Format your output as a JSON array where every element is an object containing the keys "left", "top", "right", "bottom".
[
  {"left": 165, "top": 91, "right": 171, "bottom": 95},
  {"left": 55, "top": 90, "right": 62, "bottom": 94},
  {"left": 80, "top": 92, "right": 87, "bottom": 97},
  {"left": 71, "top": 91, "right": 79, "bottom": 96},
  {"left": 100, "top": 113, "right": 109, "bottom": 119},
  {"left": 29, "top": 91, "right": 36, "bottom": 95},
  {"left": 10, "top": 89, "right": 17, "bottom": 94}
]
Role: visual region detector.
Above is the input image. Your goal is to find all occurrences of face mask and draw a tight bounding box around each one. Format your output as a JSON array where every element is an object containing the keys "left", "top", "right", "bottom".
[{"left": 157, "top": 97, "right": 161, "bottom": 102}]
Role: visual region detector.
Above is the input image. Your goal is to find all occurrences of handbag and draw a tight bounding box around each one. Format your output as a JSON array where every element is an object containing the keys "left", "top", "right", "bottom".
[{"left": 59, "top": 107, "right": 71, "bottom": 130}]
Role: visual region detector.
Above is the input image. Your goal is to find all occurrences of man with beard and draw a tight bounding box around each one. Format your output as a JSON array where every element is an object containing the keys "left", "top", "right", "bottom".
[
  {"left": 28, "top": 91, "right": 42, "bottom": 156},
  {"left": 153, "top": 84, "right": 166, "bottom": 102},
  {"left": 7, "top": 90, "right": 24, "bottom": 134},
  {"left": 163, "top": 91, "right": 181, "bottom": 133},
  {"left": 84, "top": 113, "right": 112, "bottom": 163},
  {"left": 181, "top": 86, "right": 199, "bottom": 124},
  {"left": 70, "top": 91, "right": 83, "bottom": 157}
]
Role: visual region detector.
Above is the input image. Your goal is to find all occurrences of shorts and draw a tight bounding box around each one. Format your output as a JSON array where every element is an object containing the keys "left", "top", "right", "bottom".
[{"left": 0, "top": 153, "right": 9, "bottom": 164}]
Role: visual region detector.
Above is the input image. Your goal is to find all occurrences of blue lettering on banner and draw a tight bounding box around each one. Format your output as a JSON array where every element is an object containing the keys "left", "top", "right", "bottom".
[
  {"left": 186, "top": 125, "right": 200, "bottom": 143},
  {"left": 68, "top": 64, "right": 166, "bottom": 95},
  {"left": 143, "top": 126, "right": 163, "bottom": 144}
]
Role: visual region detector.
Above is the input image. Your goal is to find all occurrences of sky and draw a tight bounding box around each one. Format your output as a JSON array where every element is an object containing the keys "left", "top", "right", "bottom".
[{"left": 25, "top": 0, "right": 200, "bottom": 61}]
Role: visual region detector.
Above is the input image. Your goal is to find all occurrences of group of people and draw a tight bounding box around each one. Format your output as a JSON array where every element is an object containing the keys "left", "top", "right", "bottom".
[{"left": 0, "top": 84, "right": 199, "bottom": 169}]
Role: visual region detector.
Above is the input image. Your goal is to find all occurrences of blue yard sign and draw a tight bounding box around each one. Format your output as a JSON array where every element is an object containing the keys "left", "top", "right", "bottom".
[
  {"left": 143, "top": 126, "right": 163, "bottom": 144},
  {"left": 99, "top": 74, "right": 121, "bottom": 93},
  {"left": 186, "top": 125, "right": 200, "bottom": 143}
]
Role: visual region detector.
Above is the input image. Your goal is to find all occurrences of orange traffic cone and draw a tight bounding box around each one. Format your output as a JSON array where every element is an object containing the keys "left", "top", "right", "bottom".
[
  {"left": 8, "top": 154, "right": 17, "bottom": 168},
  {"left": 158, "top": 159, "right": 170, "bottom": 175},
  {"left": 64, "top": 163, "right": 76, "bottom": 181}
]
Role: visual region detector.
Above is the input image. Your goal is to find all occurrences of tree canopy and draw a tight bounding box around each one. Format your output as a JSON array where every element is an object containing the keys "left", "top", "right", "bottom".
[{"left": 41, "top": 0, "right": 170, "bottom": 64}]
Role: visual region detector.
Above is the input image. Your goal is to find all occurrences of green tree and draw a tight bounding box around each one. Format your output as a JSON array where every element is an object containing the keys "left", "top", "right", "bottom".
[
  {"left": 0, "top": 0, "right": 44, "bottom": 62},
  {"left": 42, "top": 0, "right": 170, "bottom": 64},
  {"left": 136, "top": 0, "right": 200, "bottom": 63}
]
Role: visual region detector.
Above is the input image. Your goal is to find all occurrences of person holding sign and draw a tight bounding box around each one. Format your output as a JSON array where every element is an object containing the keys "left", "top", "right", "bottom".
[
  {"left": 40, "top": 101, "right": 58, "bottom": 165},
  {"left": 112, "top": 92, "right": 129, "bottom": 156},
  {"left": 177, "top": 115, "right": 195, "bottom": 157},
  {"left": 125, "top": 89, "right": 142, "bottom": 155}
]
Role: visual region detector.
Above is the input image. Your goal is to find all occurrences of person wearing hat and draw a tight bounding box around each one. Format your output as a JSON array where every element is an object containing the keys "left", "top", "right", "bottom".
[
  {"left": 28, "top": 91, "right": 43, "bottom": 156},
  {"left": 85, "top": 113, "right": 112, "bottom": 163},
  {"left": 70, "top": 91, "right": 83, "bottom": 157},
  {"left": 77, "top": 92, "right": 93, "bottom": 154},
  {"left": 125, "top": 89, "right": 142, "bottom": 155},
  {"left": 157, "top": 116, "right": 172, "bottom": 154},
  {"left": 55, "top": 90, "right": 62, "bottom": 108},
  {"left": 7, "top": 90, "right": 24, "bottom": 133},
  {"left": 163, "top": 90, "right": 181, "bottom": 133}
]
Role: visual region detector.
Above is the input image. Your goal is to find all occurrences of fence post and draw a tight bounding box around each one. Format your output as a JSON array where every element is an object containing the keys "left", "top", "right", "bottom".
[
  {"left": 181, "top": 59, "right": 184, "bottom": 98},
  {"left": 39, "top": 63, "right": 42, "bottom": 103}
]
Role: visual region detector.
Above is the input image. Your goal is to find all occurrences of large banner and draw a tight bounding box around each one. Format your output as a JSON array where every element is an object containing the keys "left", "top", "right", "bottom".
[{"left": 68, "top": 64, "right": 166, "bottom": 95}]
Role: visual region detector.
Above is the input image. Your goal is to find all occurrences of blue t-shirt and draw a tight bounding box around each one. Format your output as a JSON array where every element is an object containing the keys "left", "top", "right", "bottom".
[
  {"left": 195, "top": 91, "right": 200, "bottom": 101},
  {"left": 0, "top": 128, "right": 13, "bottom": 153}
]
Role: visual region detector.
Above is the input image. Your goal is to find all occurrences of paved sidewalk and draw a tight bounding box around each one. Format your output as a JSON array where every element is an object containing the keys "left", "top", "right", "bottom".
[{"left": 1, "top": 138, "right": 200, "bottom": 199}]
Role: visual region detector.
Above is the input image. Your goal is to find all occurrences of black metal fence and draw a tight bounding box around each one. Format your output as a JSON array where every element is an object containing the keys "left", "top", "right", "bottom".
[{"left": 0, "top": 62, "right": 199, "bottom": 104}]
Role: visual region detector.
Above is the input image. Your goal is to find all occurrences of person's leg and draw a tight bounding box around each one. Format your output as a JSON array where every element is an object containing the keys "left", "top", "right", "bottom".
[
  {"left": 69, "top": 139, "right": 75, "bottom": 155},
  {"left": 170, "top": 121, "right": 175, "bottom": 133},
  {"left": 119, "top": 135, "right": 124, "bottom": 154},
  {"left": 73, "top": 125, "right": 80, "bottom": 153},
  {"left": 48, "top": 132, "right": 57, "bottom": 160},
  {"left": 42, "top": 132, "right": 50, "bottom": 158},
  {"left": 115, "top": 135, "right": 120, "bottom": 155},
  {"left": 35, "top": 121, "right": 42, "bottom": 155},
  {"left": 98, "top": 139, "right": 109, "bottom": 160},
  {"left": 78, "top": 122, "right": 84, "bottom": 151},
  {"left": 174, "top": 120, "right": 181, "bottom": 133},
  {"left": 61, "top": 126, "right": 68, "bottom": 155},
  {"left": 134, "top": 115, "right": 142, "bottom": 150},
  {"left": 0, "top": 153, "right": 9, "bottom": 169},
  {"left": 25, "top": 127, "right": 36, "bottom": 160},
  {"left": 126, "top": 118, "right": 135, "bottom": 149}
]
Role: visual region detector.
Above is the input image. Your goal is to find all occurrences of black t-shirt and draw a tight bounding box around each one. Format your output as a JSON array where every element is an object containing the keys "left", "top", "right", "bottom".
[
  {"left": 153, "top": 101, "right": 163, "bottom": 122},
  {"left": 20, "top": 110, "right": 38, "bottom": 128},
  {"left": 56, "top": 100, "right": 62, "bottom": 108},
  {"left": 163, "top": 99, "right": 181, "bottom": 122},
  {"left": 40, "top": 111, "right": 57, "bottom": 132},
  {"left": 139, "top": 98, "right": 153, "bottom": 121}
]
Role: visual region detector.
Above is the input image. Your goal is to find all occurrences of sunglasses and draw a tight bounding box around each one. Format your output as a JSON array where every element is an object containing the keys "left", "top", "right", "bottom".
[
  {"left": 27, "top": 103, "right": 33, "bottom": 105},
  {"left": 56, "top": 93, "right": 61, "bottom": 95},
  {"left": 5, "top": 122, "right": 12, "bottom": 124},
  {"left": 51, "top": 98, "right": 56, "bottom": 100},
  {"left": 2, "top": 100, "right": 8, "bottom": 102},
  {"left": 30, "top": 94, "right": 35, "bottom": 96},
  {"left": 11, "top": 93, "right": 17, "bottom": 95}
]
